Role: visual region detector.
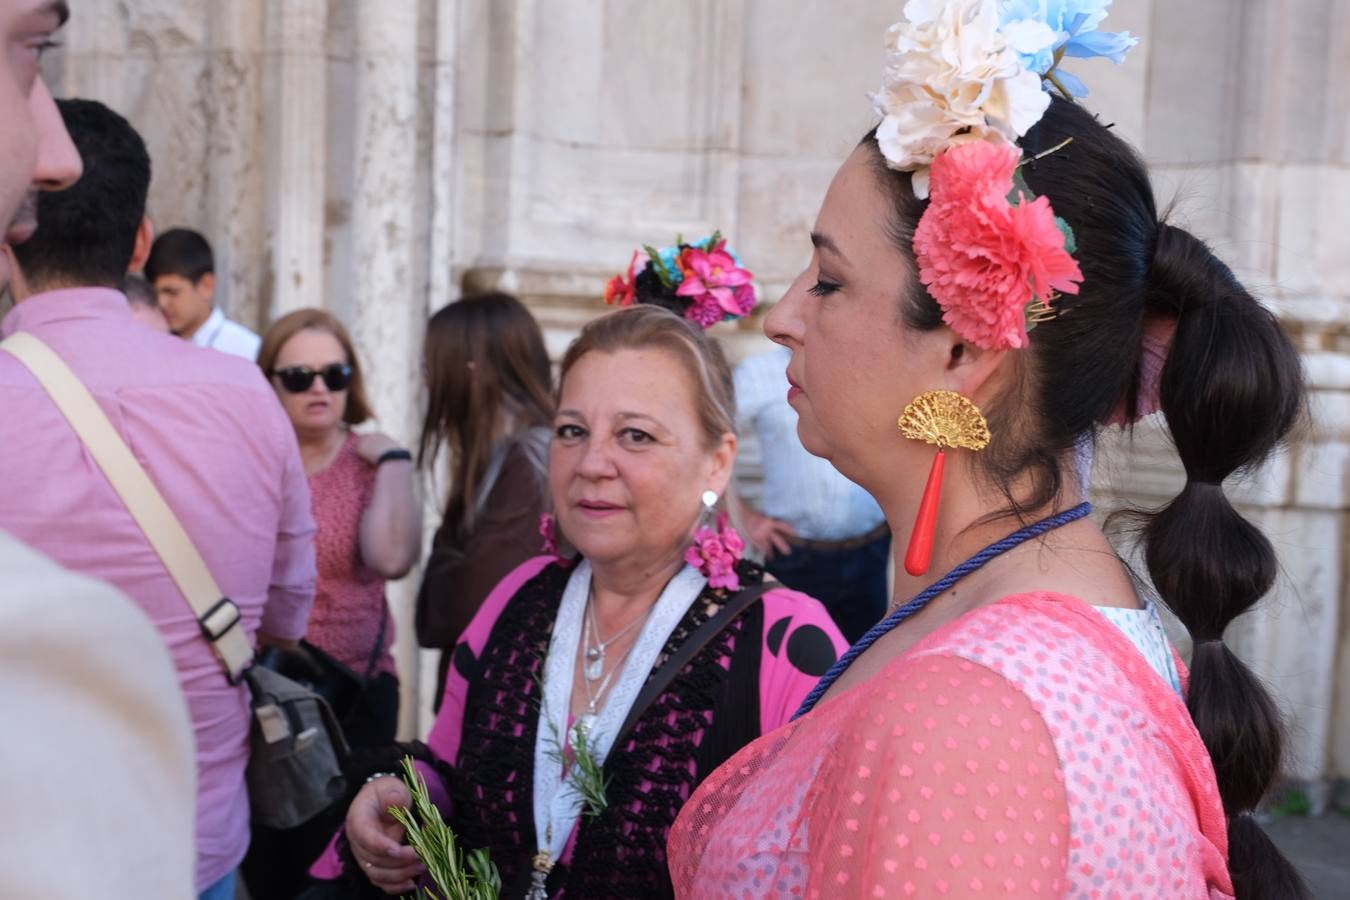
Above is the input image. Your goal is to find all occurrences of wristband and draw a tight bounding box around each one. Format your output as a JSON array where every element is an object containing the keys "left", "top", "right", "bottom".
[{"left": 376, "top": 448, "right": 413, "bottom": 466}]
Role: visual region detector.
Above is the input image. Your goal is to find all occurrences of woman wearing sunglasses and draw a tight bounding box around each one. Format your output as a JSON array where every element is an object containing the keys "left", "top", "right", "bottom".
[{"left": 246, "top": 307, "right": 422, "bottom": 900}]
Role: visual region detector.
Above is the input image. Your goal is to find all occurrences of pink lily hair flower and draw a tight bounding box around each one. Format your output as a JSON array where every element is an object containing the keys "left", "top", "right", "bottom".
[
  {"left": 684, "top": 511, "right": 745, "bottom": 592},
  {"left": 912, "top": 140, "right": 1083, "bottom": 351},
  {"left": 676, "top": 241, "right": 755, "bottom": 324}
]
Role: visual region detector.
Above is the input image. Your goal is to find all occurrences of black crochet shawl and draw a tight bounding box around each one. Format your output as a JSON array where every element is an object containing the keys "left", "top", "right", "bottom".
[
  {"left": 448, "top": 559, "right": 766, "bottom": 898},
  {"left": 326, "top": 559, "right": 767, "bottom": 899}
]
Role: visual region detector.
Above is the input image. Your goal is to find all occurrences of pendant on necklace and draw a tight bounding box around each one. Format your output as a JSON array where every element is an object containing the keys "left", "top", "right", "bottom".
[{"left": 584, "top": 649, "right": 604, "bottom": 682}]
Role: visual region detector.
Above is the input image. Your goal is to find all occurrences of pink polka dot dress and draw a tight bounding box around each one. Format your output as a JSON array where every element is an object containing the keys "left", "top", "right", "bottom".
[{"left": 667, "top": 592, "right": 1234, "bottom": 898}]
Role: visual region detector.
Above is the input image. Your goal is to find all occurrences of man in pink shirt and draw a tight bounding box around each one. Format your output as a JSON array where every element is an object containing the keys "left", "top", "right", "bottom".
[
  {"left": 0, "top": 97, "right": 317, "bottom": 899},
  {"left": 0, "top": 2, "right": 198, "bottom": 898}
]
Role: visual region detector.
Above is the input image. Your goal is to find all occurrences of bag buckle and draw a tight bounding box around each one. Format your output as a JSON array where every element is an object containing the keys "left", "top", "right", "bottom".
[{"left": 199, "top": 596, "right": 242, "bottom": 643}]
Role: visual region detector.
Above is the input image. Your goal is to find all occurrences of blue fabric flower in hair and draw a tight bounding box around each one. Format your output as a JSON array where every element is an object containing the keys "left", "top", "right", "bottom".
[
  {"left": 1001, "top": 0, "right": 1139, "bottom": 97},
  {"left": 655, "top": 245, "right": 686, "bottom": 287}
]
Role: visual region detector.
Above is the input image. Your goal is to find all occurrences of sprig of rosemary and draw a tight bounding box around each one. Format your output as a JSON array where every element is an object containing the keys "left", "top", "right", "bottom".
[
  {"left": 534, "top": 648, "right": 610, "bottom": 819},
  {"left": 542, "top": 715, "right": 610, "bottom": 819},
  {"left": 389, "top": 756, "right": 501, "bottom": 900}
]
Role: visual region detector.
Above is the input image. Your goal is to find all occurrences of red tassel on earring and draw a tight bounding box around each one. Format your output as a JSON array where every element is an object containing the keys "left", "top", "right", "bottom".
[{"left": 905, "top": 448, "right": 946, "bottom": 576}]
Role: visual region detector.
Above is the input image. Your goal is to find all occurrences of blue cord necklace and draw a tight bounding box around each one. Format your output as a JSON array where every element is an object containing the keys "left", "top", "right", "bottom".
[{"left": 793, "top": 501, "right": 1093, "bottom": 719}]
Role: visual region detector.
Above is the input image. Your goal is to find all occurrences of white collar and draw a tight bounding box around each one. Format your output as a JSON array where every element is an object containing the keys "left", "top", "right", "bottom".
[
  {"left": 531, "top": 560, "right": 707, "bottom": 863},
  {"left": 190, "top": 307, "right": 226, "bottom": 348}
]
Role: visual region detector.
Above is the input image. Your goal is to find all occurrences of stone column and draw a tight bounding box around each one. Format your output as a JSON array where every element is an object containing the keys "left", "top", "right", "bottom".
[
  {"left": 348, "top": 0, "right": 424, "bottom": 737},
  {"left": 265, "top": 0, "right": 329, "bottom": 319},
  {"left": 427, "top": 0, "right": 461, "bottom": 312},
  {"left": 204, "top": 1, "right": 268, "bottom": 331}
]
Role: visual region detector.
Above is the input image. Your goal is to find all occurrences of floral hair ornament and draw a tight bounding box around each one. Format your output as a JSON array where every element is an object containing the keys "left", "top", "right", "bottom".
[
  {"left": 1001, "top": 0, "right": 1139, "bottom": 99},
  {"left": 872, "top": 0, "right": 1136, "bottom": 351},
  {"left": 604, "top": 232, "right": 757, "bottom": 329}
]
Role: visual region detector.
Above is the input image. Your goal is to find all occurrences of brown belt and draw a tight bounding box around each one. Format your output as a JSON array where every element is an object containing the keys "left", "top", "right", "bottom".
[{"left": 785, "top": 522, "right": 890, "bottom": 553}]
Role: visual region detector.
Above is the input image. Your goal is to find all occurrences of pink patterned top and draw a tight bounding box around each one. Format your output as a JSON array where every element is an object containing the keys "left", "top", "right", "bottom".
[
  {"left": 668, "top": 592, "right": 1235, "bottom": 899},
  {"left": 306, "top": 433, "right": 396, "bottom": 677}
]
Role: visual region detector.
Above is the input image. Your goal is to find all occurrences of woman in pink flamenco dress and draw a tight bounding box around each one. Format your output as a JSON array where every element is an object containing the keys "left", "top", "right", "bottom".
[{"left": 667, "top": 7, "right": 1310, "bottom": 900}]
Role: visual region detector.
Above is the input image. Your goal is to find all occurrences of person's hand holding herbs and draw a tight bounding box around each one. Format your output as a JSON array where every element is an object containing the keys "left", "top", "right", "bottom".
[{"left": 347, "top": 775, "right": 425, "bottom": 895}]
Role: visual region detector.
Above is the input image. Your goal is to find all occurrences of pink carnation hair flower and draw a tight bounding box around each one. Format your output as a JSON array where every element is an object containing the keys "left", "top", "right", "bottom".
[
  {"left": 913, "top": 140, "right": 1084, "bottom": 351},
  {"left": 926, "top": 136, "right": 1021, "bottom": 208}
]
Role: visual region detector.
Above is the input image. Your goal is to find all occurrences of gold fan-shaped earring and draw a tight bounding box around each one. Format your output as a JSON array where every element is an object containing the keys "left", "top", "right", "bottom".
[{"left": 898, "top": 390, "right": 991, "bottom": 576}]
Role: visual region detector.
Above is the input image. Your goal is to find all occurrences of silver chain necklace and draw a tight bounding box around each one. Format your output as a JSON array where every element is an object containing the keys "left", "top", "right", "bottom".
[
  {"left": 574, "top": 630, "right": 637, "bottom": 743},
  {"left": 574, "top": 589, "right": 652, "bottom": 742},
  {"left": 582, "top": 585, "right": 649, "bottom": 682}
]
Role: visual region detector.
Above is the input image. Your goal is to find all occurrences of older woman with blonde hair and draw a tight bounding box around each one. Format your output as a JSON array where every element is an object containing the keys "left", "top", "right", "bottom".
[{"left": 310, "top": 271, "right": 847, "bottom": 897}]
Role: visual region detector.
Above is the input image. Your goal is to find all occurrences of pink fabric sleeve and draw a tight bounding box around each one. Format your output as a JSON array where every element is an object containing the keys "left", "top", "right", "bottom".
[
  {"left": 424, "top": 555, "right": 555, "bottom": 768},
  {"left": 803, "top": 653, "right": 1070, "bottom": 897},
  {"left": 260, "top": 408, "right": 317, "bottom": 639},
  {"left": 757, "top": 587, "right": 849, "bottom": 733}
]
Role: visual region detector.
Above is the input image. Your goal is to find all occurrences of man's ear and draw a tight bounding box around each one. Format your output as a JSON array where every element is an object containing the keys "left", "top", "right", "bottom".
[
  {"left": 197, "top": 271, "right": 216, "bottom": 302},
  {"left": 3, "top": 245, "right": 33, "bottom": 302},
  {"left": 944, "top": 338, "right": 1009, "bottom": 405},
  {"left": 128, "top": 216, "right": 154, "bottom": 273}
]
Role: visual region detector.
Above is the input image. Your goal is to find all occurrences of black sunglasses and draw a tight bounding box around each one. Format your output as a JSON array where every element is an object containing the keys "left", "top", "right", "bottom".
[{"left": 271, "top": 363, "right": 353, "bottom": 394}]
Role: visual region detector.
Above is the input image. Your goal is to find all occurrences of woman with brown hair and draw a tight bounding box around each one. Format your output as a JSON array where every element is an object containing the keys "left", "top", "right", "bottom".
[
  {"left": 414, "top": 292, "right": 556, "bottom": 707},
  {"left": 245, "top": 307, "right": 421, "bottom": 900}
]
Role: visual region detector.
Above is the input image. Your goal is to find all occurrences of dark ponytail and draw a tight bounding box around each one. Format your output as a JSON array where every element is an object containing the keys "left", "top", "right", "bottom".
[{"left": 1141, "top": 224, "right": 1309, "bottom": 899}]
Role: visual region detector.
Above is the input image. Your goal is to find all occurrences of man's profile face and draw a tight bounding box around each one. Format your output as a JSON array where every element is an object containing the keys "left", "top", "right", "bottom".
[
  {"left": 0, "top": 0, "right": 80, "bottom": 291},
  {"left": 154, "top": 272, "right": 215, "bottom": 338}
]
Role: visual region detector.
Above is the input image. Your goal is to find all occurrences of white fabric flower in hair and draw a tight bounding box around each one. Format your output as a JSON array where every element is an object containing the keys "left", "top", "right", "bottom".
[{"left": 872, "top": 0, "right": 1056, "bottom": 196}]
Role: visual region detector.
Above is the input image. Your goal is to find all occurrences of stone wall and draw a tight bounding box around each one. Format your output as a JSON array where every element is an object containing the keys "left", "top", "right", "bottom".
[{"left": 44, "top": 0, "right": 1350, "bottom": 793}]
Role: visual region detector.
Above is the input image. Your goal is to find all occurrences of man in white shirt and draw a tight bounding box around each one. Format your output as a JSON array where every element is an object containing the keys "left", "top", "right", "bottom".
[{"left": 145, "top": 226, "right": 261, "bottom": 360}]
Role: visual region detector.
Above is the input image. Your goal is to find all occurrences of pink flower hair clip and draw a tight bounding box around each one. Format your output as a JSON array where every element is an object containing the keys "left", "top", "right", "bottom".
[
  {"left": 866, "top": 0, "right": 1139, "bottom": 352},
  {"left": 604, "top": 232, "right": 756, "bottom": 329}
]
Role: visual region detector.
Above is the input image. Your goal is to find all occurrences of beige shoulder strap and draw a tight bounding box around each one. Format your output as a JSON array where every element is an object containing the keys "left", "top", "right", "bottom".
[{"left": 0, "top": 330, "right": 253, "bottom": 682}]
